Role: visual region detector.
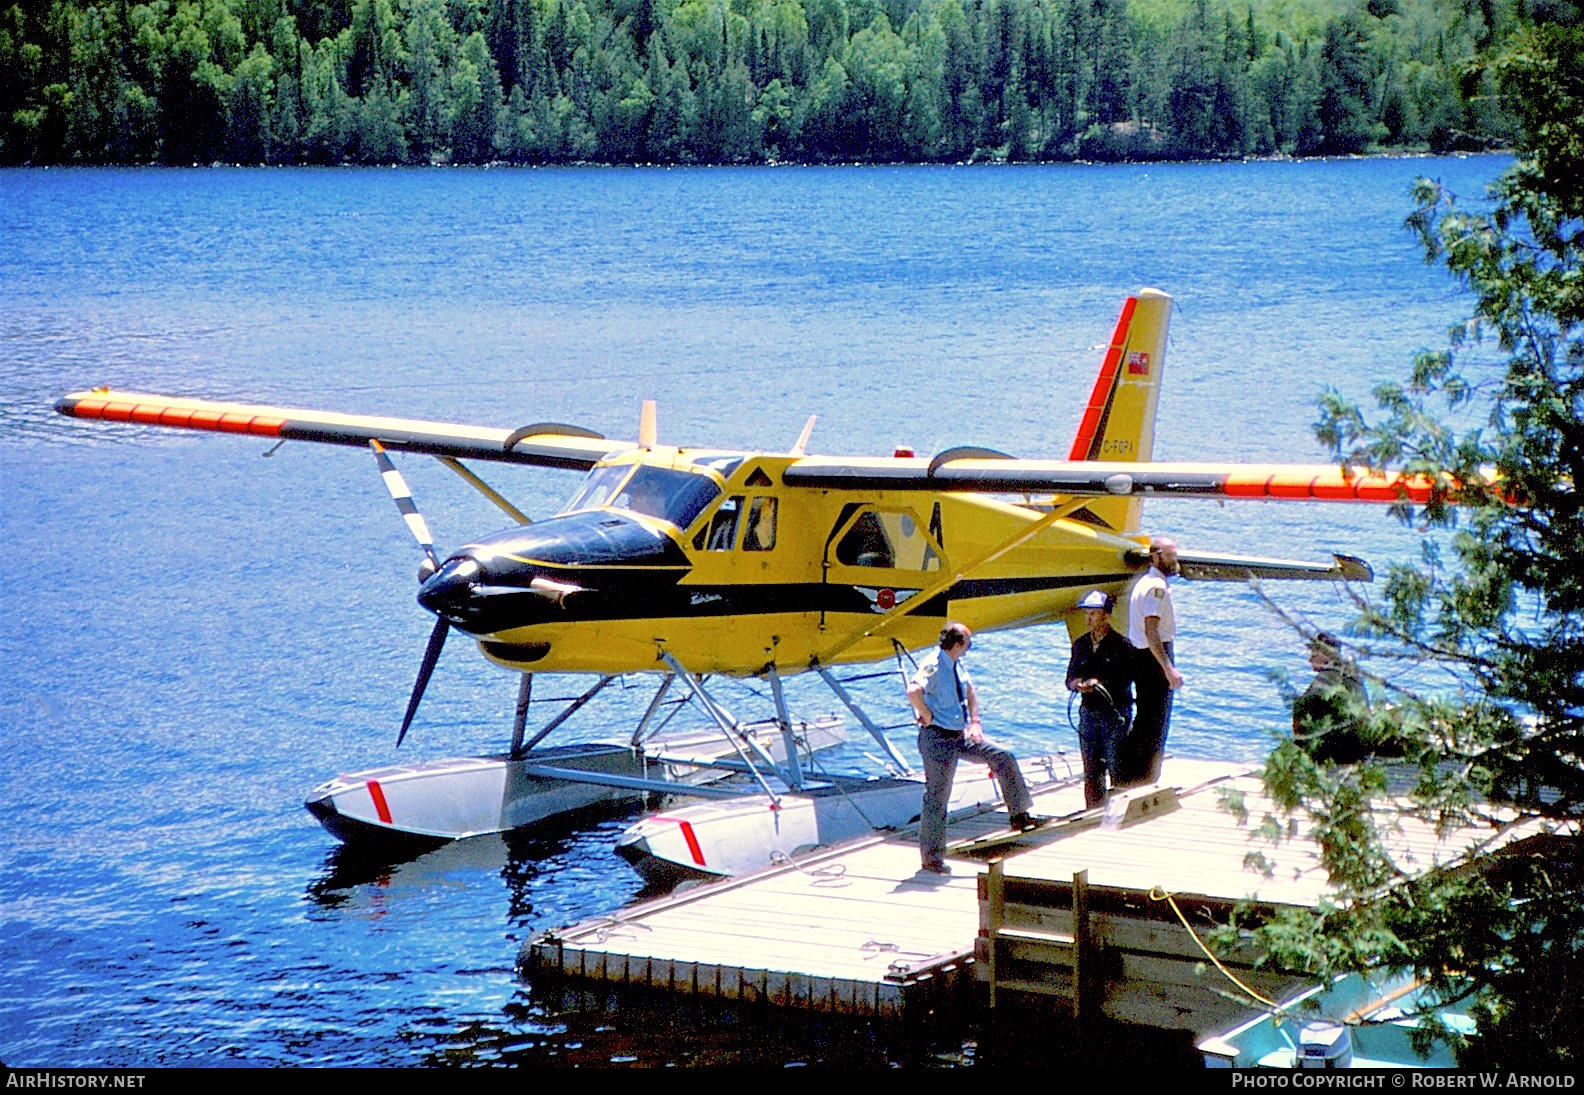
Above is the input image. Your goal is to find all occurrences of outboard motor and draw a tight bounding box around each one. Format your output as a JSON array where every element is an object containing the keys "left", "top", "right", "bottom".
[{"left": 1298, "top": 1022, "right": 1352, "bottom": 1068}]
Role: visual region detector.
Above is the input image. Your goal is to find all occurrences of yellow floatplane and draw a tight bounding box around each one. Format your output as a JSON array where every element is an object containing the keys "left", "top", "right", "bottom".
[{"left": 56, "top": 289, "right": 1424, "bottom": 871}]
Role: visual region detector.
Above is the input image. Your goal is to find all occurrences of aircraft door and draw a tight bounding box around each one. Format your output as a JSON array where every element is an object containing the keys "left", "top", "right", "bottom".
[
  {"left": 822, "top": 505, "right": 949, "bottom": 650},
  {"left": 682, "top": 493, "right": 786, "bottom": 667}
]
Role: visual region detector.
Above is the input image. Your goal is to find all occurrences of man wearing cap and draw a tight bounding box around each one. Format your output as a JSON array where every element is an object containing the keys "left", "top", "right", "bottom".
[
  {"left": 1122, "top": 536, "right": 1184, "bottom": 785},
  {"left": 1294, "top": 632, "right": 1372, "bottom": 764},
  {"left": 907, "top": 622, "right": 1037, "bottom": 875},
  {"left": 1067, "top": 591, "right": 1134, "bottom": 809}
]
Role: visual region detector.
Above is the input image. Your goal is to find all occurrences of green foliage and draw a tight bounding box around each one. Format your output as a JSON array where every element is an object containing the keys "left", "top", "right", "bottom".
[
  {"left": 0, "top": 0, "right": 1525, "bottom": 163},
  {"left": 1246, "top": 13, "right": 1584, "bottom": 1064}
]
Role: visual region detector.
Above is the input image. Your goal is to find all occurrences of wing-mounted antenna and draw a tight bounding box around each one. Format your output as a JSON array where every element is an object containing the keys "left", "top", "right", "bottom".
[
  {"left": 790, "top": 415, "right": 817, "bottom": 457},
  {"left": 639, "top": 400, "right": 657, "bottom": 447},
  {"left": 481, "top": 420, "right": 608, "bottom": 526}
]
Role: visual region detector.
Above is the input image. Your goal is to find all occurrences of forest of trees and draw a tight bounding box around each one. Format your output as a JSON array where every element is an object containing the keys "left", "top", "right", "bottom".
[{"left": 0, "top": 0, "right": 1527, "bottom": 165}]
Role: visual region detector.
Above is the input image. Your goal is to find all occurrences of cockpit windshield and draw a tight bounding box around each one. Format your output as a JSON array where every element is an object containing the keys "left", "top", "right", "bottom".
[
  {"left": 562, "top": 464, "right": 633, "bottom": 513},
  {"left": 560, "top": 463, "right": 722, "bottom": 530}
]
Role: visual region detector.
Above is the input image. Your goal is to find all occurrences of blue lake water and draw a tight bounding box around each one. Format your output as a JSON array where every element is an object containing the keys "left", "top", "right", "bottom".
[{"left": 1, "top": 157, "right": 1509, "bottom": 1066}]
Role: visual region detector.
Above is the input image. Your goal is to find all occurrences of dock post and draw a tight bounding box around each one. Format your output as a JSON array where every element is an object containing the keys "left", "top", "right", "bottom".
[
  {"left": 985, "top": 859, "right": 1005, "bottom": 1011},
  {"left": 1072, "top": 868, "right": 1093, "bottom": 1023}
]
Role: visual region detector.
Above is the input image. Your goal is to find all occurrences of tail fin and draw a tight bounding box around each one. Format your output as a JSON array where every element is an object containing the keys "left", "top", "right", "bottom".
[{"left": 1065, "top": 288, "right": 1172, "bottom": 532}]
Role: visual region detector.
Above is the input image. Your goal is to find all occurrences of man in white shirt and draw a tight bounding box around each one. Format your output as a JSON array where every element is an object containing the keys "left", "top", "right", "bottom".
[{"left": 1121, "top": 537, "right": 1184, "bottom": 785}]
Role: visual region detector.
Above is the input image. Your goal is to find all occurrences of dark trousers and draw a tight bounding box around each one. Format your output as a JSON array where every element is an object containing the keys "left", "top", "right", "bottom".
[
  {"left": 917, "top": 727, "right": 1033, "bottom": 869},
  {"left": 1077, "top": 704, "right": 1127, "bottom": 809},
  {"left": 1120, "top": 642, "right": 1173, "bottom": 786}
]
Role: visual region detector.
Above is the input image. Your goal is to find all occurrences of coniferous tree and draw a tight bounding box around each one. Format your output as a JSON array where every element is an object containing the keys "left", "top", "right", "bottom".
[
  {"left": 449, "top": 28, "right": 502, "bottom": 160},
  {"left": 1316, "top": 10, "right": 1373, "bottom": 152},
  {"left": 1251, "top": 14, "right": 1584, "bottom": 1066},
  {"left": 0, "top": 0, "right": 1533, "bottom": 165}
]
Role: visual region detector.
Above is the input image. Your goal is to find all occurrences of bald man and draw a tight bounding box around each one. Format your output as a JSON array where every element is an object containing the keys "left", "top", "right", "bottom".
[{"left": 1120, "top": 536, "right": 1183, "bottom": 785}]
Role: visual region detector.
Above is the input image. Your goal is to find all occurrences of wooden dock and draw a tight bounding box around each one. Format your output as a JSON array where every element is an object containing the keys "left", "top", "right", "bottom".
[
  {"left": 971, "top": 764, "right": 1554, "bottom": 1043},
  {"left": 522, "top": 757, "right": 1240, "bottom": 1019}
]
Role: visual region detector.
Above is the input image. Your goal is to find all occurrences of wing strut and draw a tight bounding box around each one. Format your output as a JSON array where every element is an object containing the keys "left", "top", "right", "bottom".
[{"left": 439, "top": 457, "right": 530, "bottom": 525}]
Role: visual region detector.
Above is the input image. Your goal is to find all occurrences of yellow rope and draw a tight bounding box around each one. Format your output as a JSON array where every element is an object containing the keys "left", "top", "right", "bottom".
[{"left": 1149, "top": 885, "right": 1282, "bottom": 1010}]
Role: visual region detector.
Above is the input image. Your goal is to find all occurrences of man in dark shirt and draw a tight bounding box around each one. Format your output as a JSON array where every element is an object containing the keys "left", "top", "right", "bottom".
[
  {"left": 1294, "top": 631, "right": 1375, "bottom": 764},
  {"left": 1066, "top": 590, "right": 1134, "bottom": 808}
]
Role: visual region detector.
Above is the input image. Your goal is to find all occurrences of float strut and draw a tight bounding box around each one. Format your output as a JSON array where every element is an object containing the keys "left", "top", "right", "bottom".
[
  {"left": 630, "top": 674, "right": 676, "bottom": 747},
  {"left": 815, "top": 665, "right": 912, "bottom": 775},
  {"left": 660, "top": 652, "right": 782, "bottom": 803},
  {"left": 509, "top": 673, "right": 532, "bottom": 758},
  {"left": 766, "top": 666, "right": 803, "bottom": 791},
  {"left": 519, "top": 675, "right": 614, "bottom": 754}
]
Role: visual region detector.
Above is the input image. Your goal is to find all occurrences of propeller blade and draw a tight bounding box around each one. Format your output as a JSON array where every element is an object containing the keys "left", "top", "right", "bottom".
[
  {"left": 370, "top": 440, "right": 439, "bottom": 568},
  {"left": 397, "top": 617, "right": 450, "bottom": 748}
]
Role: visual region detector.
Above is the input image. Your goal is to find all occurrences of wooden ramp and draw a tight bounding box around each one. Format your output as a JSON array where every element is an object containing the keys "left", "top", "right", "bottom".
[{"left": 522, "top": 757, "right": 1241, "bottom": 1018}]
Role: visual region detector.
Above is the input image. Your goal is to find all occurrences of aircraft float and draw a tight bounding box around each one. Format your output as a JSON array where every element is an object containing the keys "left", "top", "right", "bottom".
[{"left": 56, "top": 289, "right": 1426, "bottom": 881}]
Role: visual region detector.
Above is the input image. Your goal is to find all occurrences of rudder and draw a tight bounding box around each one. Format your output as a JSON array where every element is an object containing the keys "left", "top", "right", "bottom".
[{"left": 1065, "top": 288, "right": 1172, "bottom": 531}]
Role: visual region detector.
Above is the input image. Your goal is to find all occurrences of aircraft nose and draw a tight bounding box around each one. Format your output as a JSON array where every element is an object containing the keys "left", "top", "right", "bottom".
[{"left": 417, "top": 556, "right": 482, "bottom": 619}]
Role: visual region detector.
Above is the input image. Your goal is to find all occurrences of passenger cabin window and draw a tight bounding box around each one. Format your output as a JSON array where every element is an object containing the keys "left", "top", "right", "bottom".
[
  {"left": 742, "top": 497, "right": 777, "bottom": 551},
  {"left": 835, "top": 510, "right": 941, "bottom": 570},
  {"left": 695, "top": 495, "right": 744, "bottom": 551}
]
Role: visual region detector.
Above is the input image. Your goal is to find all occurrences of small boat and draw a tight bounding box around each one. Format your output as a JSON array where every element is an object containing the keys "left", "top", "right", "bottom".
[
  {"left": 1198, "top": 972, "right": 1476, "bottom": 1068},
  {"left": 614, "top": 754, "right": 1080, "bottom": 886},
  {"left": 305, "top": 715, "right": 846, "bottom": 851}
]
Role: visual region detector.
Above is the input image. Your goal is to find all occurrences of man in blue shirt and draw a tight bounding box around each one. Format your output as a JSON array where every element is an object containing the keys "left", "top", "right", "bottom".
[{"left": 907, "top": 622, "right": 1036, "bottom": 875}]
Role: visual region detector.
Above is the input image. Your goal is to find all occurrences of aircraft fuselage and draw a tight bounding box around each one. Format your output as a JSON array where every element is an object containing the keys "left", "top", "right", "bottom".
[{"left": 421, "top": 449, "right": 1145, "bottom": 676}]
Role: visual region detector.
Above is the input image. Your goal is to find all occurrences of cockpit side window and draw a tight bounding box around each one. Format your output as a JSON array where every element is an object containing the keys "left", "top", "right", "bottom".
[
  {"left": 695, "top": 495, "right": 744, "bottom": 551},
  {"left": 561, "top": 464, "right": 634, "bottom": 514},
  {"left": 613, "top": 465, "right": 722, "bottom": 528},
  {"left": 742, "top": 497, "right": 777, "bottom": 551}
]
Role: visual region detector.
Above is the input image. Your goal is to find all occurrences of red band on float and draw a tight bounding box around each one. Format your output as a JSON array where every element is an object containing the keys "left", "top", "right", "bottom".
[
  {"left": 679, "top": 820, "right": 705, "bottom": 865},
  {"left": 366, "top": 780, "right": 393, "bottom": 825}
]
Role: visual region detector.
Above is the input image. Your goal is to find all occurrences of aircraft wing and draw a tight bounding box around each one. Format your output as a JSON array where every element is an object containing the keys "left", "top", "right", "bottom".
[
  {"left": 781, "top": 453, "right": 1436, "bottom": 504},
  {"left": 53, "top": 390, "right": 631, "bottom": 470}
]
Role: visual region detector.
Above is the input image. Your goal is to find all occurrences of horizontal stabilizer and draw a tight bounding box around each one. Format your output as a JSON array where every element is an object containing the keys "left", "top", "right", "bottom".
[
  {"left": 1122, "top": 548, "right": 1373, "bottom": 583},
  {"left": 54, "top": 390, "right": 631, "bottom": 470}
]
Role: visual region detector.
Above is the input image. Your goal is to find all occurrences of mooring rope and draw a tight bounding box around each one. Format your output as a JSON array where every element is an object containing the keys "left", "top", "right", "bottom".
[
  {"left": 769, "top": 848, "right": 851, "bottom": 887},
  {"left": 1148, "top": 885, "right": 1281, "bottom": 1010}
]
